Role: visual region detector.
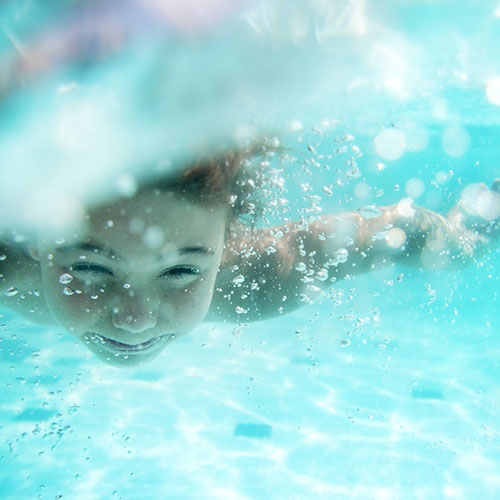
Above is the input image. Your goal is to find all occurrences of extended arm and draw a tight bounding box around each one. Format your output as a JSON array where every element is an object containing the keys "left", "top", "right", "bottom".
[{"left": 210, "top": 181, "right": 500, "bottom": 322}]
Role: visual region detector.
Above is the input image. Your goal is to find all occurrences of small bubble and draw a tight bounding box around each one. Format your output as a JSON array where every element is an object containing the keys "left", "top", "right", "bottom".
[
  {"left": 90, "top": 295, "right": 99, "bottom": 300},
  {"left": 358, "top": 206, "right": 383, "bottom": 219},
  {"left": 340, "top": 339, "right": 351, "bottom": 347},
  {"left": 143, "top": 226, "right": 164, "bottom": 249},
  {"left": 106, "top": 220, "right": 114, "bottom": 228},
  {"left": 116, "top": 173, "right": 137, "bottom": 196},
  {"left": 68, "top": 405, "right": 80, "bottom": 415},
  {"left": 315, "top": 269, "right": 329, "bottom": 281},
  {"left": 322, "top": 185, "right": 333, "bottom": 195},
  {"left": 63, "top": 287, "right": 74, "bottom": 296},
  {"left": 0, "top": 254, "right": 6, "bottom": 261},
  {"left": 5, "top": 287, "right": 19, "bottom": 297},
  {"left": 59, "top": 273, "right": 73, "bottom": 284},
  {"left": 123, "top": 283, "right": 131, "bottom": 289},
  {"left": 385, "top": 228, "right": 406, "bottom": 248},
  {"left": 235, "top": 306, "right": 248, "bottom": 314},
  {"left": 295, "top": 262, "right": 307, "bottom": 272},
  {"left": 232, "top": 275, "right": 245, "bottom": 285},
  {"left": 374, "top": 128, "right": 406, "bottom": 161}
]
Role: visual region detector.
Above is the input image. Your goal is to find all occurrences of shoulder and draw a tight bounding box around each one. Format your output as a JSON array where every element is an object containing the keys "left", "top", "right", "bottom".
[{"left": 0, "top": 239, "right": 55, "bottom": 325}]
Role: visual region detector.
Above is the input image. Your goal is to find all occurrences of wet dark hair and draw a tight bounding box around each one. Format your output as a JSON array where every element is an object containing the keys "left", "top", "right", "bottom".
[{"left": 136, "top": 144, "right": 271, "bottom": 228}]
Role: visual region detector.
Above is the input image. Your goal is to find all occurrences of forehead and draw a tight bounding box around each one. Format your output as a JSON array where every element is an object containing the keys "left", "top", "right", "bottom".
[
  {"left": 43, "top": 190, "right": 227, "bottom": 253},
  {"left": 93, "top": 190, "right": 220, "bottom": 226}
]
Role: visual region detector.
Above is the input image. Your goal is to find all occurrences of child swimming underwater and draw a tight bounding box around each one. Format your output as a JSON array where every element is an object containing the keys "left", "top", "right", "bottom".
[
  {"left": 1, "top": 151, "right": 499, "bottom": 367},
  {"left": 1, "top": 1, "right": 499, "bottom": 367}
]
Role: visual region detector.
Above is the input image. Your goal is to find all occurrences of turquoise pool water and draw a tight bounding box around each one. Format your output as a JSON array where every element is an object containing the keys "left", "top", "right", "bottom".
[
  {"left": 2, "top": 122, "right": 499, "bottom": 499},
  {"left": 1, "top": 256, "right": 499, "bottom": 500},
  {"left": 2, "top": 1, "right": 500, "bottom": 499}
]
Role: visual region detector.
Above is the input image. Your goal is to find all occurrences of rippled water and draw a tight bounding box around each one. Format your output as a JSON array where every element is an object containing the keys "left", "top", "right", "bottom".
[
  {"left": 1, "top": 260, "right": 499, "bottom": 500},
  {"left": 2, "top": 1, "right": 500, "bottom": 499}
]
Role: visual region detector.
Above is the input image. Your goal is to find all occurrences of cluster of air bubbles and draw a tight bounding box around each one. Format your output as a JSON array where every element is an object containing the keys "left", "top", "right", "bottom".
[
  {"left": 329, "top": 248, "right": 349, "bottom": 267},
  {"left": 460, "top": 183, "right": 500, "bottom": 221}
]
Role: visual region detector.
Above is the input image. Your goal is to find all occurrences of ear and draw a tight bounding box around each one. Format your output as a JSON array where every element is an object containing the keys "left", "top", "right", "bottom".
[{"left": 28, "top": 244, "right": 40, "bottom": 261}]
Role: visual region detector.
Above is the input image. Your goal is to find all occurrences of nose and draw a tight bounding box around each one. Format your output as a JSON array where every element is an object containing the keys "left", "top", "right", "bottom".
[{"left": 111, "top": 292, "right": 158, "bottom": 334}]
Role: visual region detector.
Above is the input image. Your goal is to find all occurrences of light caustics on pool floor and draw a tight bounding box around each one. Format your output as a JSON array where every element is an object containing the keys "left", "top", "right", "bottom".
[{"left": 1, "top": 264, "right": 499, "bottom": 500}]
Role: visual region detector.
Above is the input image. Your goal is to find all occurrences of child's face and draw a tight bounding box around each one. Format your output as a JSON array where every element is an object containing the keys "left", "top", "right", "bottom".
[{"left": 36, "top": 190, "right": 228, "bottom": 367}]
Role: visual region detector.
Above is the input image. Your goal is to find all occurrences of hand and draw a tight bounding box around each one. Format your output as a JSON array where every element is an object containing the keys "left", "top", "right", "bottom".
[{"left": 447, "top": 179, "right": 500, "bottom": 240}]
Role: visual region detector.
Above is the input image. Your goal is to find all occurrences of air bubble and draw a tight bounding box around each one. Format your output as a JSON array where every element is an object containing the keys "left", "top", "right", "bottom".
[
  {"left": 232, "top": 275, "right": 245, "bottom": 285},
  {"left": 116, "top": 173, "right": 137, "bottom": 196},
  {"left": 68, "top": 404, "right": 80, "bottom": 415},
  {"left": 374, "top": 129, "right": 406, "bottom": 161},
  {"left": 5, "top": 287, "right": 18, "bottom": 297},
  {"left": 486, "top": 76, "right": 500, "bottom": 105},
  {"left": 442, "top": 125, "right": 470, "bottom": 157},
  {"left": 59, "top": 273, "right": 73, "bottom": 284},
  {"left": 143, "top": 226, "right": 164, "bottom": 249},
  {"left": 295, "top": 262, "right": 307, "bottom": 272},
  {"left": 405, "top": 178, "right": 425, "bottom": 198},
  {"left": 330, "top": 248, "right": 349, "bottom": 266},
  {"left": 386, "top": 228, "right": 406, "bottom": 248},
  {"left": 63, "top": 287, "right": 75, "bottom": 296},
  {"left": 316, "top": 269, "right": 329, "bottom": 281},
  {"left": 358, "top": 206, "right": 383, "bottom": 219},
  {"left": 235, "top": 306, "right": 248, "bottom": 314},
  {"left": 0, "top": 254, "right": 6, "bottom": 261}
]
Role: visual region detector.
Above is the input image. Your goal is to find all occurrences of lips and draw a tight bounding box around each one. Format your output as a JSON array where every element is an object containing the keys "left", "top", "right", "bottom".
[{"left": 85, "top": 332, "right": 170, "bottom": 354}]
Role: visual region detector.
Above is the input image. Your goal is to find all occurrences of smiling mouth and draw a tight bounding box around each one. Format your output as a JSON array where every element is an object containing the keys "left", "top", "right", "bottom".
[{"left": 84, "top": 332, "right": 171, "bottom": 354}]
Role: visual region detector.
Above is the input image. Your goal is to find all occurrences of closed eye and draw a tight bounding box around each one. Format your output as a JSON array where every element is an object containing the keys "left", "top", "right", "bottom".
[
  {"left": 70, "top": 262, "right": 114, "bottom": 276},
  {"left": 160, "top": 266, "right": 200, "bottom": 282}
]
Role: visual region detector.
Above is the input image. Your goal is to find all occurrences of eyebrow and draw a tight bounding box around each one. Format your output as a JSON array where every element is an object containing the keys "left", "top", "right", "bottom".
[
  {"left": 178, "top": 246, "right": 215, "bottom": 256},
  {"left": 55, "top": 242, "right": 119, "bottom": 260},
  {"left": 54, "top": 242, "right": 214, "bottom": 260}
]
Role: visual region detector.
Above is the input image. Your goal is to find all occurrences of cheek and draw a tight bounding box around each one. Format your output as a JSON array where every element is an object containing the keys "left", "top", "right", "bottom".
[
  {"left": 43, "top": 270, "right": 110, "bottom": 329},
  {"left": 166, "top": 278, "right": 216, "bottom": 324}
]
